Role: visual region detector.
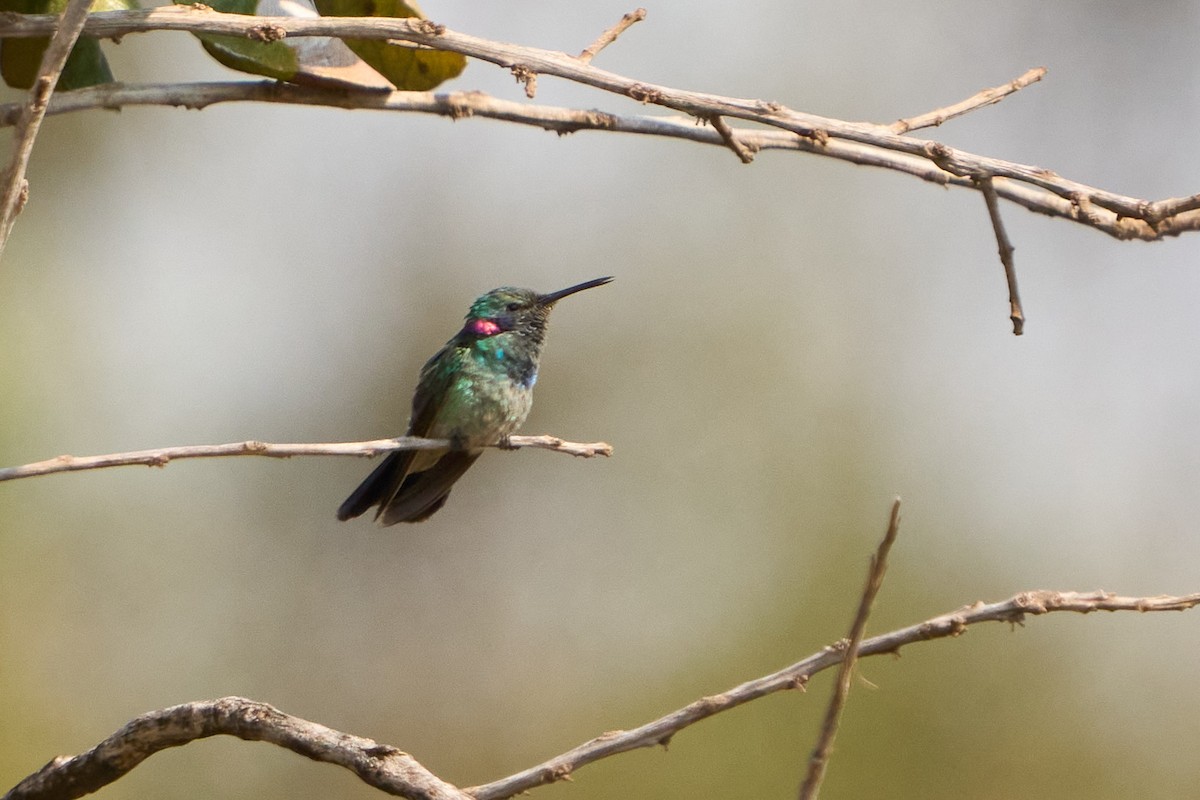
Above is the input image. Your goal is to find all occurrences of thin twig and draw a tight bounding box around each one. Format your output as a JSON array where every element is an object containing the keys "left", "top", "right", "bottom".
[
  {"left": 979, "top": 174, "right": 1025, "bottom": 335},
  {"left": 710, "top": 114, "right": 755, "bottom": 163},
  {"left": 0, "top": 0, "right": 92, "bottom": 262},
  {"left": 467, "top": 590, "right": 1200, "bottom": 800},
  {"left": 798, "top": 498, "right": 901, "bottom": 800},
  {"left": 577, "top": 7, "right": 646, "bottom": 64},
  {"left": 890, "top": 67, "right": 1047, "bottom": 134},
  {"left": 0, "top": 434, "right": 612, "bottom": 482},
  {"left": 7, "top": 590, "right": 1195, "bottom": 800}
]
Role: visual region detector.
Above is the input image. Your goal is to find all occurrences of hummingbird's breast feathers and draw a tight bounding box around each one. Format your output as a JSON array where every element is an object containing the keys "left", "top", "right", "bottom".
[{"left": 412, "top": 339, "right": 535, "bottom": 448}]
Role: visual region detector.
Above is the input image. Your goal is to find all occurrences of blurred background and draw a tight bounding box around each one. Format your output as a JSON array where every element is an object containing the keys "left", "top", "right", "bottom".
[{"left": 3, "top": 2, "right": 1200, "bottom": 798}]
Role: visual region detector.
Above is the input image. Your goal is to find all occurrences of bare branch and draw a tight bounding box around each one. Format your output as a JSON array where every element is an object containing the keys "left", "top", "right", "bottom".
[
  {"left": 4, "top": 79, "right": 1187, "bottom": 243},
  {"left": 0, "top": 0, "right": 92, "bottom": 261},
  {"left": 577, "top": 7, "right": 646, "bottom": 65},
  {"left": 798, "top": 498, "right": 901, "bottom": 800},
  {"left": 5, "top": 590, "right": 1196, "bottom": 800},
  {"left": 0, "top": 8, "right": 1193, "bottom": 241},
  {"left": 1, "top": 696, "right": 473, "bottom": 800},
  {"left": 709, "top": 114, "right": 755, "bottom": 163},
  {"left": 0, "top": 434, "right": 612, "bottom": 482},
  {"left": 890, "top": 67, "right": 1047, "bottom": 134},
  {"left": 467, "top": 589, "right": 1200, "bottom": 800},
  {"left": 979, "top": 175, "right": 1025, "bottom": 335}
]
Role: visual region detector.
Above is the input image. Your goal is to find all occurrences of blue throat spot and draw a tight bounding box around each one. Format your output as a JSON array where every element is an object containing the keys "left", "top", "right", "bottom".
[{"left": 495, "top": 349, "right": 505, "bottom": 359}]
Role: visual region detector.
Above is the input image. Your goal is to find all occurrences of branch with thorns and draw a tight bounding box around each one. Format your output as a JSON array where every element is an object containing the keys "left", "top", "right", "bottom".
[
  {"left": 4, "top": 492, "right": 1197, "bottom": 800},
  {"left": 0, "top": 0, "right": 92, "bottom": 261},
  {"left": 4, "top": 589, "right": 1195, "bottom": 800},
  {"left": 0, "top": 9, "right": 1198, "bottom": 330}
]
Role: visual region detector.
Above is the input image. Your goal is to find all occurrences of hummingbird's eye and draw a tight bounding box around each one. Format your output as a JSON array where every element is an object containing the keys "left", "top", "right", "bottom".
[{"left": 506, "top": 302, "right": 521, "bottom": 311}]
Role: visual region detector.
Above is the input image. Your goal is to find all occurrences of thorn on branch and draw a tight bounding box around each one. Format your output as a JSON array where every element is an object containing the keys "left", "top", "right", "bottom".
[
  {"left": 440, "top": 91, "right": 478, "bottom": 120},
  {"left": 248, "top": 23, "right": 286, "bottom": 42},
  {"left": 626, "top": 83, "right": 661, "bottom": 104},
  {"left": 414, "top": 18, "right": 446, "bottom": 36},
  {"left": 546, "top": 764, "right": 573, "bottom": 783},
  {"left": 511, "top": 65, "right": 537, "bottom": 98},
  {"left": 805, "top": 128, "right": 830, "bottom": 148},
  {"left": 923, "top": 141, "right": 960, "bottom": 175}
]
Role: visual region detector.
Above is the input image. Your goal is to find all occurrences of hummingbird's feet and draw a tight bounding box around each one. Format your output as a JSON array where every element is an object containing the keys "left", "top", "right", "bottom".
[{"left": 497, "top": 434, "right": 519, "bottom": 450}]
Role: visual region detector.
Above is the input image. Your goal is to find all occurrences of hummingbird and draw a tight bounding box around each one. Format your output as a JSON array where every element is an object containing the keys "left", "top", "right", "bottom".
[{"left": 337, "top": 276, "right": 613, "bottom": 525}]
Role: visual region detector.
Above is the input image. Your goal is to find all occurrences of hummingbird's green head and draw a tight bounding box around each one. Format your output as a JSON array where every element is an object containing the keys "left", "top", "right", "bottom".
[{"left": 461, "top": 277, "right": 613, "bottom": 340}]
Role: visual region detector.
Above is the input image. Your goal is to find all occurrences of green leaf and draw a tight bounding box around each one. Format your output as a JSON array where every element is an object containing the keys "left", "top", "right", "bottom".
[
  {"left": 57, "top": 36, "right": 114, "bottom": 87},
  {"left": 197, "top": 34, "right": 300, "bottom": 83},
  {"left": 312, "top": 0, "right": 466, "bottom": 90},
  {"left": 180, "top": 0, "right": 395, "bottom": 91},
  {"left": 0, "top": 0, "right": 133, "bottom": 89},
  {"left": 182, "top": 0, "right": 297, "bottom": 82}
]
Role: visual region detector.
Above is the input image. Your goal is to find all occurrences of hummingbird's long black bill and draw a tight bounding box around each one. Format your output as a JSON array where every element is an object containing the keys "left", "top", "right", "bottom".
[{"left": 537, "top": 276, "right": 613, "bottom": 305}]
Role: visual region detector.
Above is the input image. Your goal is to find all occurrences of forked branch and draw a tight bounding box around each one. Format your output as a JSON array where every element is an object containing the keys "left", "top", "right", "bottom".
[
  {"left": 6, "top": 589, "right": 1197, "bottom": 800},
  {"left": 1, "top": 7, "right": 1194, "bottom": 331},
  {"left": 0, "top": 7, "right": 1195, "bottom": 243},
  {"left": 0, "top": 0, "right": 93, "bottom": 259},
  {"left": 979, "top": 175, "right": 1025, "bottom": 334}
]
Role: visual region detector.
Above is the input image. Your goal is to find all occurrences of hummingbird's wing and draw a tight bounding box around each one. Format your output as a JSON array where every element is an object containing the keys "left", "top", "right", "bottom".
[
  {"left": 335, "top": 344, "right": 459, "bottom": 522},
  {"left": 400, "top": 347, "right": 459, "bottom": 473},
  {"left": 372, "top": 346, "right": 486, "bottom": 523}
]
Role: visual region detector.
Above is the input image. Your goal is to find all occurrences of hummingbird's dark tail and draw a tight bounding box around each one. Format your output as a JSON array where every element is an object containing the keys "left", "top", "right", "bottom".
[
  {"left": 378, "top": 450, "right": 480, "bottom": 524},
  {"left": 336, "top": 450, "right": 406, "bottom": 521},
  {"left": 336, "top": 449, "right": 481, "bottom": 524}
]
